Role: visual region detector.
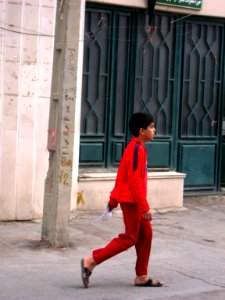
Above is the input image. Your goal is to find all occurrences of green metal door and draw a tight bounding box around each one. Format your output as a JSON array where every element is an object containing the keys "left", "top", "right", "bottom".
[
  {"left": 178, "top": 19, "right": 224, "bottom": 191},
  {"left": 80, "top": 5, "right": 135, "bottom": 168},
  {"left": 133, "top": 13, "right": 178, "bottom": 169},
  {"left": 221, "top": 107, "right": 225, "bottom": 187},
  {"left": 80, "top": 4, "right": 225, "bottom": 191},
  {"left": 80, "top": 7, "right": 111, "bottom": 167}
]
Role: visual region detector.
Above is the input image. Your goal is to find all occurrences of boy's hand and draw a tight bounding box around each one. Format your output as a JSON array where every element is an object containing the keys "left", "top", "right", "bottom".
[
  {"left": 108, "top": 198, "right": 118, "bottom": 212},
  {"left": 107, "top": 204, "right": 113, "bottom": 212},
  {"left": 143, "top": 210, "right": 152, "bottom": 221}
]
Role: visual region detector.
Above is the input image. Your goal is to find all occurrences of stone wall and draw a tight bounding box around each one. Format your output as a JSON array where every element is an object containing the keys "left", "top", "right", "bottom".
[{"left": 0, "top": 0, "right": 56, "bottom": 220}]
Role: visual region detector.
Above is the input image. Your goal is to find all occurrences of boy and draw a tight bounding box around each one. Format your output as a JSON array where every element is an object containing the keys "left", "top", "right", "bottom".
[{"left": 81, "top": 112, "right": 163, "bottom": 288}]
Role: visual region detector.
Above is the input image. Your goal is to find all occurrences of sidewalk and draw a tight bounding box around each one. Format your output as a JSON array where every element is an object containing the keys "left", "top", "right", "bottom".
[{"left": 0, "top": 197, "right": 225, "bottom": 300}]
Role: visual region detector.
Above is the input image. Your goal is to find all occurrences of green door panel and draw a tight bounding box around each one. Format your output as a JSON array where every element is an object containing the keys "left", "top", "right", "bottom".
[
  {"left": 146, "top": 142, "right": 171, "bottom": 168},
  {"left": 179, "top": 144, "right": 216, "bottom": 187},
  {"left": 133, "top": 13, "right": 177, "bottom": 169},
  {"left": 107, "top": 10, "right": 134, "bottom": 167},
  {"left": 80, "top": 143, "right": 104, "bottom": 164},
  {"left": 80, "top": 5, "right": 134, "bottom": 167},
  {"left": 112, "top": 141, "right": 125, "bottom": 164},
  {"left": 178, "top": 19, "right": 224, "bottom": 190},
  {"left": 80, "top": 7, "right": 112, "bottom": 167}
]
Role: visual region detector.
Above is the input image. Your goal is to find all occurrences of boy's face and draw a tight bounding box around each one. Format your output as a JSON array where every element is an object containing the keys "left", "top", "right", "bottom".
[{"left": 139, "top": 122, "right": 156, "bottom": 143}]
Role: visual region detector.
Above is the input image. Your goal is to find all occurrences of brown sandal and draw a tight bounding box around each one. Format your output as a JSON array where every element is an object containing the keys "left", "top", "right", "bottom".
[
  {"left": 135, "top": 278, "right": 163, "bottom": 287},
  {"left": 81, "top": 259, "right": 92, "bottom": 288}
]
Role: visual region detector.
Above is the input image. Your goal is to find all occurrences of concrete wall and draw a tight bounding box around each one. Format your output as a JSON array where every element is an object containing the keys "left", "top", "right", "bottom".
[{"left": 0, "top": 0, "right": 56, "bottom": 220}]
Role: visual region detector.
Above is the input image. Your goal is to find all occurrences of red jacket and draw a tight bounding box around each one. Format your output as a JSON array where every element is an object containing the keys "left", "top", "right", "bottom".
[{"left": 109, "top": 137, "right": 150, "bottom": 213}]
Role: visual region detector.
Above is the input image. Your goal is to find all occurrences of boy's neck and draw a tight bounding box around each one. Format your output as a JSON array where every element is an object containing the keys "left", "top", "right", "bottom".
[
  {"left": 132, "top": 136, "right": 146, "bottom": 144},
  {"left": 138, "top": 136, "right": 146, "bottom": 144}
]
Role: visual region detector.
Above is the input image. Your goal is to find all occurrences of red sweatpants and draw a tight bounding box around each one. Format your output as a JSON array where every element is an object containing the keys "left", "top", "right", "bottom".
[{"left": 92, "top": 203, "right": 152, "bottom": 276}]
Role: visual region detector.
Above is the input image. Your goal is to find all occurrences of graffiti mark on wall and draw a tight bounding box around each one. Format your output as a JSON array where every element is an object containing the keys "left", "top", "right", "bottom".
[
  {"left": 47, "top": 129, "right": 75, "bottom": 151},
  {"left": 77, "top": 191, "right": 85, "bottom": 206},
  {"left": 61, "top": 156, "right": 72, "bottom": 167},
  {"left": 59, "top": 170, "right": 69, "bottom": 185},
  {"left": 67, "top": 48, "right": 76, "bottom": 77}
]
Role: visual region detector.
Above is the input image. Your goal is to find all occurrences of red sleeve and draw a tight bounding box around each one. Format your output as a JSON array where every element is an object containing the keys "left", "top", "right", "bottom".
[
  {"left": 127, "top": 145, "right": 150, "bottom": 213},
  {"left": 108, "top": 197, "right": 118, "bottom": 209}
]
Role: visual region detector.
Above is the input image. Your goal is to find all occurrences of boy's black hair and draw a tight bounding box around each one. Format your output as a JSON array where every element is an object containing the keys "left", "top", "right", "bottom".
[{"left": 129, "top": 112, "right": 154, "bottom": 137}]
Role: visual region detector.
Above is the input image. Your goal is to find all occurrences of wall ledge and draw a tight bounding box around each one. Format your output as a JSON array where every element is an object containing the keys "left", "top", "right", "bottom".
[
  {"left": 78, "top": 171, "right": 186, "bottom": 181},
  {"left": 77, "top": 170, "right": 186, "bottom": 211}
]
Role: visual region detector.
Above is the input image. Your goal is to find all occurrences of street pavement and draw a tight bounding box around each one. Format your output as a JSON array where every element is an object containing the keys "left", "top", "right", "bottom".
[{"left": 0, "top": 196, "right": 225, "bottom": 300}]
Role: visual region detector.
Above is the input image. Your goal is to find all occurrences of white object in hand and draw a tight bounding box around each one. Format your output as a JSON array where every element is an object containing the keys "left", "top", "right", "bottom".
[{"left": 92, "top": 206, "right": 113, "bottom": 224}]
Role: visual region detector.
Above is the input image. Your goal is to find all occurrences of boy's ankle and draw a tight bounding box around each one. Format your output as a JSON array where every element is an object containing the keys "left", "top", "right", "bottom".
[
  {"left": 84, "top": 257, "right": 96, "bottom": 271},
  {"left": 134, "top": 275, "right": 149, "bottom": 284}
]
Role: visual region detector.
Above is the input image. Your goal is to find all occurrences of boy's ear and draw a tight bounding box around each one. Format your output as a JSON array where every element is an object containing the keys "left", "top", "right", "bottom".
[{"left": 139, "top": 128, "right": 145, "bottom": 135}]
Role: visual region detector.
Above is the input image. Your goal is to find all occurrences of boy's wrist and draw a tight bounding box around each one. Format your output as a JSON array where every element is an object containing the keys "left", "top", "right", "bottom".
[
  {"left": 143, "top": 210, "right": 152, "bottom": 220},
  {"left": 107, "top": 204, "right": 113, "bottom": 212}
]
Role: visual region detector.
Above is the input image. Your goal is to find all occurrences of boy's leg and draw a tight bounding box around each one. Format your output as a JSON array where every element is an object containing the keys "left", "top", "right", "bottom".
[
  {"left": 135, "top": 219, "right": 152, "bottom": 276},
  {"left": 134, "top": 221, "right": 164, "bottom": 287},
  {"left": 92, "top": 203, "right": 142, "bottom": 264}
]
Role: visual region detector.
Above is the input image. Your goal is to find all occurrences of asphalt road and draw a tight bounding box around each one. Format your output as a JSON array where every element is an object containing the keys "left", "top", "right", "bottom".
[{"left": 0, "top": 196, "right": 225, "bottom": 299}]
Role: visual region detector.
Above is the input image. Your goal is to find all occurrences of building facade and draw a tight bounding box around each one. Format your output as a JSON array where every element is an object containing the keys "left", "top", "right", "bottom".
[{"left": 0, "top": 0, "right": 225, "bottom": 220}]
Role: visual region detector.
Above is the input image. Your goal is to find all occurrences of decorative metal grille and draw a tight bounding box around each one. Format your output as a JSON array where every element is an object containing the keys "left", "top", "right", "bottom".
[
  {"left": 180, "top": 22, "right": 223, "bottom": 137},
  {"left": 81, "top": 10, "right": 111, "bottom": 136},
  {"left": 134, "top": 14, "right": 176, "bottom": 136}
]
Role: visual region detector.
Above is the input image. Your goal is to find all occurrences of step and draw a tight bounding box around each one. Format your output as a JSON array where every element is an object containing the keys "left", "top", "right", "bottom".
[{"left": 77, "top": 171, "right": 186, "bottom": 211}]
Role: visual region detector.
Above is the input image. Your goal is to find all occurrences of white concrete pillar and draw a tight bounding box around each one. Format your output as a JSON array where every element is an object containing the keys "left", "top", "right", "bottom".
[{"left": 41, "top": 0, "right": 85, "bottom": 247}]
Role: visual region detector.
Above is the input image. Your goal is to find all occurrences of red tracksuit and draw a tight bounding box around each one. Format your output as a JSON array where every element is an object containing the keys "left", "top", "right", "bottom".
[{"left": 92, "top": 137, "right": 152, "bottom": 276}]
